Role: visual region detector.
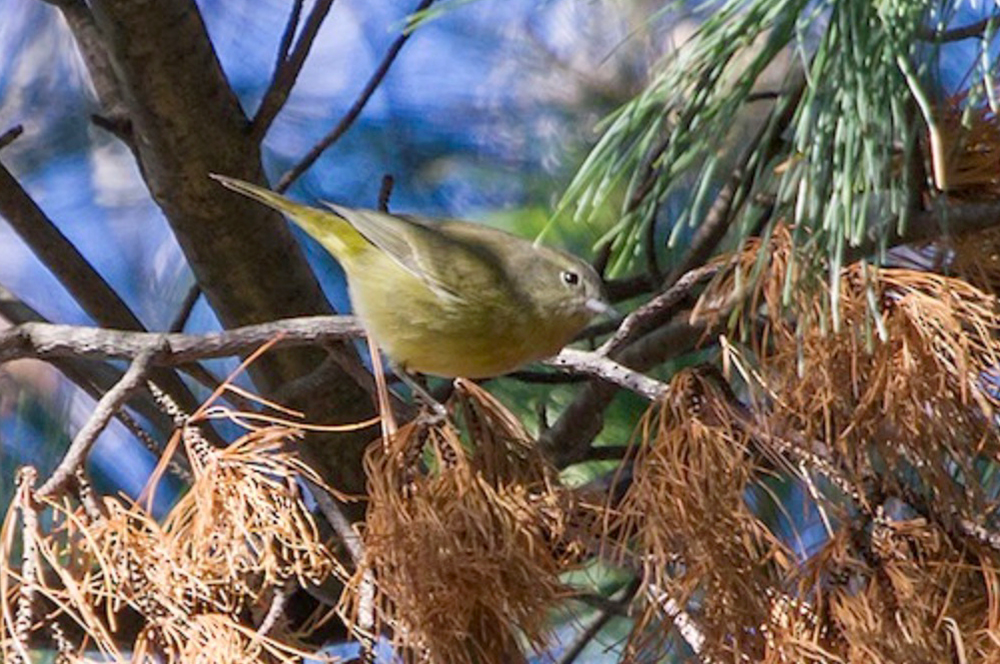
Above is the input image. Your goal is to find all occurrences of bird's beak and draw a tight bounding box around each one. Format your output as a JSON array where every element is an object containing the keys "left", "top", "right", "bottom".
[{"left": 585, "top": 298, "right": 619, "bottom": 318}]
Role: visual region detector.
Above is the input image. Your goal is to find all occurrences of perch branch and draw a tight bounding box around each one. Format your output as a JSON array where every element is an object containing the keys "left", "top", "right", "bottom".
[{"left": 545, "top": 350, "right": 668, "bottom": 401}]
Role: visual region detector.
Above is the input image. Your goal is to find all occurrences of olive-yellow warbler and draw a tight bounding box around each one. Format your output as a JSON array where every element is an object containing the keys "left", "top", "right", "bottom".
[{"left": 212, "top": 175, "right": 610, "bottom": 378}]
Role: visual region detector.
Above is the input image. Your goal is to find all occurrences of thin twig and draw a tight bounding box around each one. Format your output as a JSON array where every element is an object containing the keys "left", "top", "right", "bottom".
[
  {"left": 545, "top": 350, "right": 668, "bottom": 401},
  {"left": 0, "top": 162, "right": 146, "bottom": 331},
  {"left": 274, "top": 0, "right": 306, "bottom": 72},
  {"left": 250, "top": 0, "right": 334, "bottom": 142},
  {"left": 573, "top": 592, "right": 631, "bottom": 616},
  {"left": 305, "top": 477, "right": 363, "bottom": 565},
  {"left": 599, "top": 262, "right": 722, "bottom": 356},
  {"left": 37, "top": 349, "right": 160, "bottom": 497},
  {"left": 0, "top": 284, "right": 180, "bottom": 440},
  {"left": 378, "top": 174, "right": 395, "bottom": 212},
  {"left": 666, "top": 82, "right": 802, "bottom": 285},
  {"left": 0, "top": 125, "right": 23, "bottom": 152},
  {"left": 11, "top": 468, "right": 39, "bottom": 664},
  {"left": 256, "top": 579, "right": 298, "bottom": 636},
  {"left": 168, "top": 282, "right": 202, "bottom": 333},
  {"left": 74, "top": 468, "right": 106, "bottom": 523},
  {"left": 645, "top": 585, "right": 709, "bottom": 662},
  {"left": 556, "top": 581, "right": 639, "bottom": 664},
  {"left": 46, "top": 621, "right": 75, "bottom": 662},
  {"left": 541, "top": 319, "right": 705, "bottom": 467},
  {"left": 919, "top": 14, "right": 1000, "bottom": 42},
  {"left": 304, "top": 477, "right": 376, "bottom": 659},
  {"left": 45, "top": 0, "right": 131, "bottom": 128},
  {"left": 276, "top": 0, "right": 436, "bottom": 192}
]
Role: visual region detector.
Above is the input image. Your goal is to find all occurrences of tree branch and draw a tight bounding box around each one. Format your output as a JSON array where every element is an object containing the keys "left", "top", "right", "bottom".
[
  {"left": 555, "top": 580, "right": 639, "bottom": 664},
  {"left": 45, "top": 0, "right": 131, "bottom": 125},
  {"left": 545, "top": 350, "right": 667, "bottom": 401},
  {"left": 0, "top": 284, "right": 178, "bottom": 437},
  {"left": 541, "top": 319, "right": 706, "bottom": 467},
  {"left": 0, "top": 315, "right": 363, "bottom": 364},
  {"left": 84, "top": 0, "right": 378, "bottom": 494},
  {"left": 599, "top": 262, "right": 722, "bottom": 357},
  {"left": 37, "top": 349, "right": 159, "bottom": 498},
  {"left": 849, "top": 197, "right": 1000, "bottom": 262},
  {"left": 0, "top": 160, "right": 201, "bottom": 415},
  {"left": 665, "top": 81, "right": 803, "bottom": 285},
  {"left": 544, "top": 194, "right": 1000, "bottom": 468},
  {"left": 0, "top": 125, "right": 23, "bottom": 152},
  {"left": 276, "top": 0, "right": 436, "bottom": 192},
  {"left": 919, "top": 14, "right": 1000, "bottom": 43},
  {"left": 249, "top": 0, "right": 334, "bottom": 142},
  {"left": 168, "top": 282, "right": 201, "bottom": 333}
]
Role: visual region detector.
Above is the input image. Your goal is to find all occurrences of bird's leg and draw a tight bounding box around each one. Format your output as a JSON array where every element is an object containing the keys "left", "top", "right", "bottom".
[{"left": 391, "top": 364, "right": 449, "bottom": 422}]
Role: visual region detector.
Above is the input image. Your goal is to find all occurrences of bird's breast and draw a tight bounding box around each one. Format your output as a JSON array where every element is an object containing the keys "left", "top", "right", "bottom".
[{"left": 348, "top": 267, "right": 574, "bottom": 378}]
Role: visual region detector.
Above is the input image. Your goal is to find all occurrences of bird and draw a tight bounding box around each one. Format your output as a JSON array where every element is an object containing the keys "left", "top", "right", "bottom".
[{"left": 212, "top": 174, "right": 611, "bottom": 380}]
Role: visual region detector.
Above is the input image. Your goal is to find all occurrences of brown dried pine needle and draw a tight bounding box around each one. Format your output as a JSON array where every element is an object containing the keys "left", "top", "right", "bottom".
[
  {"left": 787, "top": 510, "right": 1000, "bottom": 663},
  {"left": 608, "top": 369, "right": 795, "bottom": 661},
  {"left": 339, "top": 379, "right": 581, "bottom": 664},
  {"left": 656, "top": 226, "right": 1000, "bottom": 662},
  {"left": 1, "top": 399, "right": 342, "bottom": 663},
  {"left": 701, "top": 227, "right": 1000, "bottom": 489}
]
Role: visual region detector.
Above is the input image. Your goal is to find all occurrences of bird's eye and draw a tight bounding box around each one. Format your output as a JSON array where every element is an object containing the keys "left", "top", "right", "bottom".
[{"left": 561, "top": 270, "right": 580, "bottom": 286}]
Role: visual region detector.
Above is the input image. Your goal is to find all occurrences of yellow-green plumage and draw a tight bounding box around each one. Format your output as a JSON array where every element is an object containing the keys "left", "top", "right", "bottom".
[{"left": 212, "top": 175, "right": 608, "bottom": 378}]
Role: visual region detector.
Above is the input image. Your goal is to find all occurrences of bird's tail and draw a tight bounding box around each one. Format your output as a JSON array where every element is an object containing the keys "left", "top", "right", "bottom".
[{"left": 210, "top": 174, "right": 363, "bottom": 260}]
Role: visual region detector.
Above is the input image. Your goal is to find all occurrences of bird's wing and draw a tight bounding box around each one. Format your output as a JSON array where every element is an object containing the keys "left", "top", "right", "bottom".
[{"left": 323, "top": 203, "right": 502, "bottom": 304}]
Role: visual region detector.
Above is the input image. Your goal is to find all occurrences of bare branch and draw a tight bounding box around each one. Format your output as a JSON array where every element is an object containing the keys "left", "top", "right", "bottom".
[
  {"left": 542, "top": 319, "right": 705, "bottom": 467},
  {"left": 645, "top": 585, "right": 708, "bottom": 662},
  {"left": 665, "top": 82, "right": 803, "bottom": 284},
  {"left": 47, "top": 0, "right": 131, "bottom": 124},
  {"left": 0, "top": 284, "right": 180, "bottom": 438},
  {"left": 11, "top": 468, "right": 39, "bottom": 664},
  {"left": 274, "top": 0, "right": 305, "bottom": 68},
  {"left": 0, "top": 163, "right": 142, "bottom": 332},
  {"left": 556, "top": 581, "right": 638, "bottom": 664},
  {"left": 305, "top": 477, "right": 363, "bottom": 565},
  {"left": 256, "top": 579, "right": 297, "bottom": 636},
  {"left": 37, "top": 349, "right": 159, "bottom": 498},
  {"left": 599, "top": 262, "right": 721, "bottom": 356},
  {"left": 0, "top": 125, "right": 23, "bottom": 152},
  {"left": 919, "top": 14, "right": 1000, "bottom": 42},
  {"left": 304, "top": 477, "right": 376, "bottom": 658},
  {"left": 850, "top": 198, "right": 1000, "bottom": 262},
  {"left": 1, "top": 312, "right": 673, "bottom": 404},
  {"left": 250, "top": 0, "right": 334, "bottom": 142},
  {"left": 0, "top": 315, "right": 363, "bottom": 365},
  {"left": 0, "top": 159, "right": 200, "bottom": 413},
  {"left": 73, "top": 468, "right": 106, "bottom": 523},
  {"left": 547, "top": 194, "right": 1000, "bottom": 466},
  {"left": 276, "top": 0, "right": 437, "bottom": 192},
  {"left": 168, "top": 282, "right": 201, "bottom": 333},
  {"left": 545, "top": 350, "right": 667, "bottom": 401}
]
